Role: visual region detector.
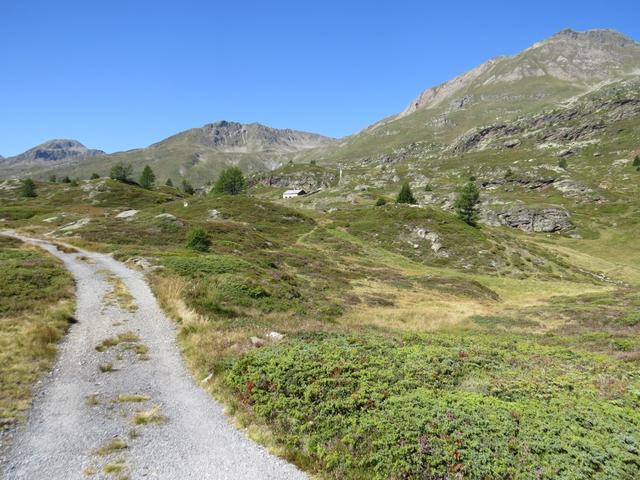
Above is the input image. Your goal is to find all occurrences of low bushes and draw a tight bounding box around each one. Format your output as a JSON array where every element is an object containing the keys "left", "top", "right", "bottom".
[{"left": 225, "top": 333, "right": 640, "bottom": 479}]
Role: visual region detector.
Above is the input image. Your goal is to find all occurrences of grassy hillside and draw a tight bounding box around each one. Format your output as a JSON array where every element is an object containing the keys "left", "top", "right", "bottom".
[{"left": 1, "top": 178, "right": 639, "bottom": 478}]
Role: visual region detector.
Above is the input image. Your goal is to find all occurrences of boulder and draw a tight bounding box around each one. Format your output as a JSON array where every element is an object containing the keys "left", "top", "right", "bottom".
[
  {"left": 266, "top": 331, "right": 285, "bottom": 341},
  {"left": 116, "top": 209, "right": 139, "bottom": 219},
  {"left": 154, "top": 213, "right": 177, "bottom": 221},
  {"left": 497, "top": 206, "right": 572, "bottom": 232}
]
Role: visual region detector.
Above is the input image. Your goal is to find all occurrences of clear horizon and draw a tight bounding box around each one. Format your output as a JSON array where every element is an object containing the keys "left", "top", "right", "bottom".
[{"left": 1, "top": 0, "right": 639, "bottom": 157}]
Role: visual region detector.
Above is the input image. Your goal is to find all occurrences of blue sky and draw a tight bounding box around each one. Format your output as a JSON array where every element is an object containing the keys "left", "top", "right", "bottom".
[{"left": 1, "top": 0, "right": 639, "bottom": 156}]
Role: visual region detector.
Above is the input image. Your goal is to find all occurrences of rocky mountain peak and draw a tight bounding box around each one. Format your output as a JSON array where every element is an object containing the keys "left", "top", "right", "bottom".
[
  {"left": 396, "top": 28, "right": 640, "bottom": 119},
  {"left": 544, "top": 28, "right": 637, "bottom": 48},
  {"left": 159, "top": 120, "right": 335, "bottom": 153},
  {"left": 5, "top": 139, "right": 104, "bottom": 166}
]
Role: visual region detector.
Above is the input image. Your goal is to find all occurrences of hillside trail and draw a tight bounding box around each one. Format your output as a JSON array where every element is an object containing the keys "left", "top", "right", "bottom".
[{"left": 0, "top": 231, "right": 306, "bottom": 480}]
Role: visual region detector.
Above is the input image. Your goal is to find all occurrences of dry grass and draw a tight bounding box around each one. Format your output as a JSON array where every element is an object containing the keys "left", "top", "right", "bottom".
[
  {"left": 53, "top": 242, "right": 79, "bottom": 254},
  {"left": 132, "top": 405, "right": 164, "bottom": 425},
  {"left": 95, "top": 438, "right": 128, "bottom": 456},
  {"left": 103, "top": 460, "right": 127, "bottom": 475},
  {"left": 0, "top": 239, "right": 75, "bottom": 430},
  {"left": 151, "top": 275, "right": 202, "bottom": 325},
  {"left": 99, "top": 362, "right": 114, "bottom": 373},
  {"left": 95, "top": 331, "right": 140, "bottom": 352},
  {"left": 102, "top": 272, "right": 137, "bottom": 312},
  {"left": 339, "top": 280, "right": 492, "bottom": 331},
  {"left": 77, "top": 255, "right": 96, "bottom": 264},
  {"left": 116, "top": 394, "right": 149, "bottom": 403}
]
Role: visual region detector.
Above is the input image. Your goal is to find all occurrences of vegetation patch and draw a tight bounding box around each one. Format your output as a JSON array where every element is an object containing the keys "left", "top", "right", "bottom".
[
  {"left": 95, "top": 331, "right": 140, "bottom": 352},
  {"left": 116, "top": 394, "right": 149, "bottom": 403},
  {"left": 132, "top": 405, "right": 164, "bottom": 425},
  {"left": 0, "top": 237, "right": 75, "bottom": 430},
  {"left": 104, "top": 274, "right": 137, "bottom": 312},
  {"left": 99, "top": 362, "right": 115, "bottom": 373},
  {"left": 95, "top": 438, "right": 128, "bottom": 456},
  {"left": 225, "top": 332, "right": 640, "bottom": 479}
]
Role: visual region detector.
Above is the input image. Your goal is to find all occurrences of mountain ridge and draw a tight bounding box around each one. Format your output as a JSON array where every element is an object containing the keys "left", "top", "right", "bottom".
[
  {"left": 1, "top": 28, "right": 639, "bottom": 184},
  {"left": 2, "top": 139, "right": 104, "bottom": 166}
]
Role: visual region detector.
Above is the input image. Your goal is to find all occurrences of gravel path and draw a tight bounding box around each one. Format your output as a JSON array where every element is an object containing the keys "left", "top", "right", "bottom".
[{"left": 0, "top": 232, "right": 307, "bottom": 480}]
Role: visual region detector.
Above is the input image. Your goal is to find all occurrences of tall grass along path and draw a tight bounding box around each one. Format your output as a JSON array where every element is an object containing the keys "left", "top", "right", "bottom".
[{"left": 0, "top": 230, "right": 306, "bottom": 480}]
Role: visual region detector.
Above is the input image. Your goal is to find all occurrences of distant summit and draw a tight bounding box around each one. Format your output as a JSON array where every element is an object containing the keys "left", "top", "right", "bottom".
[
  {"left": 154, "top": 121, "right": 335, "bottom": 153},
  {"left": 5, "top": 139, "right": 104, "bottom": 166}
]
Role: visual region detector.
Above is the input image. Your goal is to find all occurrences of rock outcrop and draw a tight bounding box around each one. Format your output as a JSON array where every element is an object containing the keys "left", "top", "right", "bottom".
[
  {"left": 250, "top": 170, "right": 337, "bottom": 191},
  {"left": 493, "top": 206, "right": 572, "bottom": 232}
]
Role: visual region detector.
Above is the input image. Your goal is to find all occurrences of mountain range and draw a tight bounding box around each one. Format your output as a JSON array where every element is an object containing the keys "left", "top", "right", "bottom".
[{"left": 1, "top": 28, "right": 639, "bottom": 189}]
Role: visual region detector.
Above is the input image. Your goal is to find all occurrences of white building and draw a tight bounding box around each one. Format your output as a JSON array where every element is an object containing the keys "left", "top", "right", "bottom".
[{"left": 282, "top": 189, "right": 306, "bottom": 199}]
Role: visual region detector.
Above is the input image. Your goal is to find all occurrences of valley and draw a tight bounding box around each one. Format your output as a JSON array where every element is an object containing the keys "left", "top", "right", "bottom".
[{"left": 1, "top": 27, "right": 640, "bottom": 480}]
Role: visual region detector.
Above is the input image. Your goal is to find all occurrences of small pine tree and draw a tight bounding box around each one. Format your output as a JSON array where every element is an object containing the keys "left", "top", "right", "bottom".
[
  {"left": 213, "top": 167, "right": 246, "bottom": 195},
  {"left": 139, "top": 165, "right": 156, "bottom": 189},
  {"left": 49, "top": 174, "right": 57, "bottom": 183},
  {"left": 558, "top": 158, "right": 568, "bottom": 170},
  {"left": 504, "top": 167, "right": 515, "bottom": 180},
  {"left": 375, "top": 197, "right": 387, "bottom": 206},
  {"left": 109, "top": 162, "right": 133, "bottom": 182},
  {"left": 70, "top": 178, "right": 79, "bottom": 187},
  {"left": 181, "top": 179, "right": 195, "bottom": 195},
  {"left": 633, "top": 155, "right": 640, "bottom": 167},
  {"left": 454, "top": 181, "right": 481, "bottom": 226},
  {"left": 61, "top": 176, "right": 71, "bottom": 183},
  {"left": 396, "top": 182, "right": 416, "bottom": 204},
  {"left": 424, "top": 184, "right": 433, "bottom": 192},
  {"left": 21, "top": 178, "right": 37, "bottom": 197},
  {"left": 186, "top": 227, "right": 211, "bottom": 252},
  {"left": 90, "top": 173, "right": 100, "bottom": 179},
  {"left": 165, "top": 178, "right": 174, "bottom": 187}
]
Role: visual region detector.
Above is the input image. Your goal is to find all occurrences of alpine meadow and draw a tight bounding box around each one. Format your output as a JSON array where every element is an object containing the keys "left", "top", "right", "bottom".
[{"left": 1, "top": 17, "right": 640, "bottom": 480}]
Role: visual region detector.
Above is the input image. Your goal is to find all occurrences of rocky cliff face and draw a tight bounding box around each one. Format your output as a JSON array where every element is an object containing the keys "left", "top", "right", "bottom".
[{"left": 5, "top": 139, "right": 104, "bottom": 166}]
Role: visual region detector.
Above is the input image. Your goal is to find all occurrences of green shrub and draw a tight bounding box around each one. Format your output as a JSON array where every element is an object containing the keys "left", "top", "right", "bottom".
[
  {"left": 181, "top": 179, "right": 195, "bottom": 195},
  {"left": 213, "top": 167, "right": 246, "bottom": 195},
  {"left": 20, "top": 179, "right": 37, "bottom": 198},
  {"left": 165, "top": 178, "right": 174, "bottom": 187},
  {"left": 185, "top": 227, "right": 211, "bottom": 252},
  {"left": 559, "top": 157, "right": 568, "bottom": 169},
  {"left": 375, "top": 197, "right": 387, "bottom": 206},
  {"left": 396, "top": 182, "right": 416, "bottom": 204},
  {"left": 454, "top": 181, "right": 480, "bottom": 226},
  {"left": 90, "top": 173, "right": 100, "bottom": 180},
  {"left": 109, "top": 161, "right": 133, "bottom": 182},
  {"left": 161, "top": 255, "right": 249, "bottom": 277},
  {"left": 139, "top": 165, "right": 156, "bottom": 189}
]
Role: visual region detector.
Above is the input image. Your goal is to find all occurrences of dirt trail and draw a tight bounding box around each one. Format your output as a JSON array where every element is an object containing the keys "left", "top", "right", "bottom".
[{"left": 0, "top": 232, "right": 306, "bottom": 480}]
